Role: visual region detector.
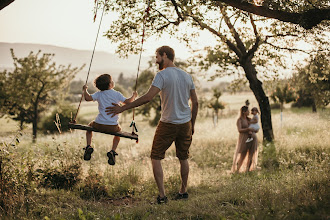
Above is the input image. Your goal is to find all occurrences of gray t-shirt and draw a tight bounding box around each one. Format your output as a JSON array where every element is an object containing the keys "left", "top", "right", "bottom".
[
  {"left": 91, "top": 89, "right": 126, "bottom": 125},
  {"left": 152, "top": 67, "right": 195, "bottom": 124}
]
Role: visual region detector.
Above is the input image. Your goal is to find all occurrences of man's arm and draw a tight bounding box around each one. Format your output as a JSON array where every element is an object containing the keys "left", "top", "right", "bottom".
[
  {"left": 123, "top": 91, "right": 138, "bottom": 104},
  {"left": 190, "top": 89, "right": 198, "bottom": 135},
  {"left": 106, "top": 85, "right": 160, "bottom": 116}
]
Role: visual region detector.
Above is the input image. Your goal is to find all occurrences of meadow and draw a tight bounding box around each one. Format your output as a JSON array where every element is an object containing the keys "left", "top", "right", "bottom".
[{"left": 0, "top": 93, "right": 329, "bottom": 219}]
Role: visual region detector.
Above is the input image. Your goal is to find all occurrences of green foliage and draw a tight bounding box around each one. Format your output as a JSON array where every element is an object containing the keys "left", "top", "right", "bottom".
[
  {"left": 79, "top": 172, "right": 109, "bottom": 200},
  {"left": 207, "top": 88, "right": 225, "bottom": 113},
  {"left": 292, "top": 52, "right": 330, "bottom": 111},
  {"left": 37, "top": 162, "right": 81, "bottom": 190},
  {"left": 41, "top": 103, "right": 77, "bottom": 134},
  {"left": 0, "top": 49, "right": 83, "bottom": 140},
  {"left": 270, "top": 83, "right": 296, "bottom": 111},
  {"left": 261, "top": 141, "right": 279, "bottom": 170},
  {"left": 135, "top": 69, "right": 161, "bottom": 126},
  {"left": 0, "top": 133, "right": 31, "bottom": 217}
]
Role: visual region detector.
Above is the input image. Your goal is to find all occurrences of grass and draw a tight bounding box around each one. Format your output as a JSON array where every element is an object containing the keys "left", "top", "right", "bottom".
[{"left": 0, "top": 94, "right": 329, "bottom": 219}]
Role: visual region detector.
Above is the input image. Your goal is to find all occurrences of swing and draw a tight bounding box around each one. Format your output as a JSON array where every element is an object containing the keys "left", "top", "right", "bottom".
[{"left": 69, "top": 0, "right": 150, "bottom": 142}]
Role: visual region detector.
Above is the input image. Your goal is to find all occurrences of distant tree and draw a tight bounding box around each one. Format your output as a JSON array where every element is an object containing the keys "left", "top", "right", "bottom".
[
  {"left": 270, "top": 83, "right": 296, "bottom": 112},
  {"left": 293, "top": 52, "right": 330, "bottom": 112},
  {"left": 208, "top": 89, "right": 225, "bottom": 126},
  {"left": 0, "top": 49, "right": 83, "bottom": 141},
  {"left": 134, "top": 69, "right": 161, "bottom": 126}
]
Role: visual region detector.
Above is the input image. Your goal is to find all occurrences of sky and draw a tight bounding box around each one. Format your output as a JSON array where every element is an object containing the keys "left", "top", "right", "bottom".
[{"left": 0, "top": 0, "right": 214, "bottom": 60}]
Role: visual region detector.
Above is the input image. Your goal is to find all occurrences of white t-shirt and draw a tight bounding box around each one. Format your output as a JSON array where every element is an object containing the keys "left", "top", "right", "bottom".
[
  {"left": 152, "top": 67, "right": 195, "bottom": 124},
  {"left": 91, "top": 89, "right": 127, "bottom": 125},
  {"left": 249, "top": 115, "right": 260, "bottom": 131}
]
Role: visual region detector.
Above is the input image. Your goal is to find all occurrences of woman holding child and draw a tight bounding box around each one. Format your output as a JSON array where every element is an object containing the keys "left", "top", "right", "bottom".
[{"left": 231, "top": 105, "right": 259, "bottom": 173}]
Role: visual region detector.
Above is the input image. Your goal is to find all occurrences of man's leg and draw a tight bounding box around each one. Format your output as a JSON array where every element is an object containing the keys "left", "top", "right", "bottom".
[
  {"left": 152, "top": 159, "right": 165, "bottom": 198},
  {"left": 179, "top": 159, "right": 189, "bottom": 193}
]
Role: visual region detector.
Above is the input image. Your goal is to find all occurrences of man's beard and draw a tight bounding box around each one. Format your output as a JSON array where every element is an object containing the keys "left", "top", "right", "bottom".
[{"left": 157, "top": 59, "right": 164, "bottom": 70}]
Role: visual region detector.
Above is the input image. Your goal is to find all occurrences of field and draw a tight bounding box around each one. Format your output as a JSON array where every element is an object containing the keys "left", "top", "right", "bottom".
[{"left": 1, "top": 93, "right": 329, "bottom": 219}]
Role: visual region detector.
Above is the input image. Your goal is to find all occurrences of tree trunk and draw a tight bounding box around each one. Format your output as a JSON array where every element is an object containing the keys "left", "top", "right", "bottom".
[
  {"left": 241, "top": 60, "right": 274, "bottom": 142},
  {"left": 32, "top": 103, "right": 38, "bottom": 142},
  {"left": 312, "top": 99, "right": 317, "bottom": 112}
]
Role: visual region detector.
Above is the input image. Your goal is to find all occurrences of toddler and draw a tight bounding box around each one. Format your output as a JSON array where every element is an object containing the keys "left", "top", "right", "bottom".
[
  {"left": 82, "top": 74, "right": 137, "bottom": 165},
  {"left": 246, "top": 107, "right": 260, "bottom": 143}
]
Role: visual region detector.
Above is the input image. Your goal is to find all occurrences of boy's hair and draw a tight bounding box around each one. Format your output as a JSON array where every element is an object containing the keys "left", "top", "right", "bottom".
[
  {"left": 251, "top": 107, "right": 259, "bottom": 113},
  {"left": 94, "top": 74, "right": 111, "bottom": 91},
  {"left": 156, "top": 46, "right": 175, "bottom": 61}
]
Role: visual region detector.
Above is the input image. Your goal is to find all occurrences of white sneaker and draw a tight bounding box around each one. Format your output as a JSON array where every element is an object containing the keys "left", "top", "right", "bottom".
[{"left": 246, "top": 137, "right": 253, "bottom": 143}]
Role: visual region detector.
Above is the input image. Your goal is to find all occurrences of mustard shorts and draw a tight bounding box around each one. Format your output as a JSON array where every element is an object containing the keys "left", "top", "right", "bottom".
[{"left": 151, "top": 121, "right": 192, "bottom": 160}]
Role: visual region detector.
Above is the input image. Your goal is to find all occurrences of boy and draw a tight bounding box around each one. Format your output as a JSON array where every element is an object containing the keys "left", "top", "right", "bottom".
[{"left": 82, "top": 74, "right": 137, "bottom": 165}]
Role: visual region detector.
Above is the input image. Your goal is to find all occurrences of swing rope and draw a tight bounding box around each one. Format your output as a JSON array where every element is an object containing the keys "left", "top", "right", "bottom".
[
  {"left": 130, "top": 1, "right": 150, "bottom": 134},
  {"left": 72, "top": 1, "right": 107, "bottom": 123}
]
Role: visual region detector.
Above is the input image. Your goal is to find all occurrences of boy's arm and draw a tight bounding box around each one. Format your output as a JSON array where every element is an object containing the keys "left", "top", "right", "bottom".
[
  {"left": 83, "top": 85, "right": 93, "bottom": 101},
  {"left": 123, "top": 91, "right": 138, "bottom": 104}
]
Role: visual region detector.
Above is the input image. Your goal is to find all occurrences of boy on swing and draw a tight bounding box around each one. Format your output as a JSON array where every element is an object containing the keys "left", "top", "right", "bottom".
[{"left": 82, "top": 74, "right": 137, "bottom": 165}]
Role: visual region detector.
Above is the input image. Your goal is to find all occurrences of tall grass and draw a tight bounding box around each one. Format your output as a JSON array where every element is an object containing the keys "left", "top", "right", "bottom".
[{"left": 0, "top": 102, "right": 329, "bottom": 219}]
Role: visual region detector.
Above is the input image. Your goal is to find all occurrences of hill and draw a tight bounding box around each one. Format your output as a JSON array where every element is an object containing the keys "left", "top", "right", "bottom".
[{"left": 0, "top": 42, "right": 150, "bottom": 80}]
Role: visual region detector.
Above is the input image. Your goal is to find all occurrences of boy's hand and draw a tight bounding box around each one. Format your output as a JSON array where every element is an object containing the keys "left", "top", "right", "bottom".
[{"left": 83, "top": 85, "right": 88, "bottom": 91}]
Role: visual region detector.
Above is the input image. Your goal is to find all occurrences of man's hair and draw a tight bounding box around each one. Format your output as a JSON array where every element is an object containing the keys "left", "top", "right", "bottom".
[
  {"left": 94, "top": 74, "right": 111, "bottom": 91},
  {"left": 156, "top": 46, "right": 175, "bottom": 61}
]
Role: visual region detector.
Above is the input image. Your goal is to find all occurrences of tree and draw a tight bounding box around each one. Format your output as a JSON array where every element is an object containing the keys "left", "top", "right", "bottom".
[
  {"left": 270, "top": 83, "right": 296, "bottom": 125},
  {"left": 1, "top": 49, "right": 83, "bottom": 141},
  {"left": 270, "top": 83, "right": 296, "bottom": 112},
  {"left": 99, "top": 1, "right": 329, "bottom": 141},
  {"left": 293, "top": 52, "right": 330, "bottom": 112},
  {"left": 207, "top": 88, "right": 225, "bottom": 127},
  {"left": 134, "top": 69, "right": 161, "bottom": 126}
]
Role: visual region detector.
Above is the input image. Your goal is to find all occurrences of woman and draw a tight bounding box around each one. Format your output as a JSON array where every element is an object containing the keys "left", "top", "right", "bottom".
[{"left": 231, "top": 106, "right": 259, "bottom": 173}]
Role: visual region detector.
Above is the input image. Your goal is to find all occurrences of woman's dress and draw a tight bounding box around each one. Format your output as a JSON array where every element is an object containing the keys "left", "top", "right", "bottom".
[{"left": 231, "top": 118, "right": 258, "bottom": 172}]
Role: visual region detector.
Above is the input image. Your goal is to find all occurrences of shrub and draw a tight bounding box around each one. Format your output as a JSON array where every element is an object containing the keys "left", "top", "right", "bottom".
[
  {"left": 270, "top": 103, "right": 281, "bottom": 109},
  {"left": 41, "top": 103, "right": 77, "bottom": 133},
  {"left": 37, "top": 162, "right": 81, "bottom": 189},
  {"left": 79, "top": 173, "right": 109, "bottom": 200},
  {"left": 0, "top": 136, "right": 31, "bottom": 217}
]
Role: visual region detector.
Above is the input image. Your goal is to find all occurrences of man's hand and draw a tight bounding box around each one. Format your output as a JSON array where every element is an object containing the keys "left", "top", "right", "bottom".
[{"left": 105, "top": 103, "right": 124, "bottom": 117}]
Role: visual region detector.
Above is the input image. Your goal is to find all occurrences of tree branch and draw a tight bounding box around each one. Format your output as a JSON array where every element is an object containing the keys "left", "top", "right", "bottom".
[
  {"left": 187, "top": 13, "right": 242, "bottom": 56},
  {"left": 264, "top": 42, "right": 311, "bottom": 54},
  {"left": 212, "top": 0, "right": 330, "bottom": 29},
  {"left": 0, "top": 0, "right": 14, "bottom": 10},
  {"left": 170, "top": 0, "right": 184, "bottom": 21},
  {"left": 246, "top": 14, "right": 260, "bottom": 61},
  {"left": 220, "top": 6, "right": 246, "bottom": 56}
]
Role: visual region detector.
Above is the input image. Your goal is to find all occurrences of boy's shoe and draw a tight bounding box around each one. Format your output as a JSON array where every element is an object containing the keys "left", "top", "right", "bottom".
[
  {"left": 246, "top": 137, "right": 253, "bottom": 143},
  {"left": 157, "top": 195, "right": 168, "bottom": 204},
  {"left": 83, "top": 145, "right": 94, "bottom": 161},
  {"left": 107, "top": 150, "right": 118, "bottom": 165},
  {"left": 174, "top": 192, "right": 189, "bottom": 200}
]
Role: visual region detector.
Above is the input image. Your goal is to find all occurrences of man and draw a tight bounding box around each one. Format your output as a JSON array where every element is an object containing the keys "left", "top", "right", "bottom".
[{"left": 106, "top": 46, "right": 198, "bottom": 204}]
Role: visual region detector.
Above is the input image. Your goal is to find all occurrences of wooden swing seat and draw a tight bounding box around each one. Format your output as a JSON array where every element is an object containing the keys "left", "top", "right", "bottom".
[{"left": 68, "top": 123, "right": 138, "bottom": 141}]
